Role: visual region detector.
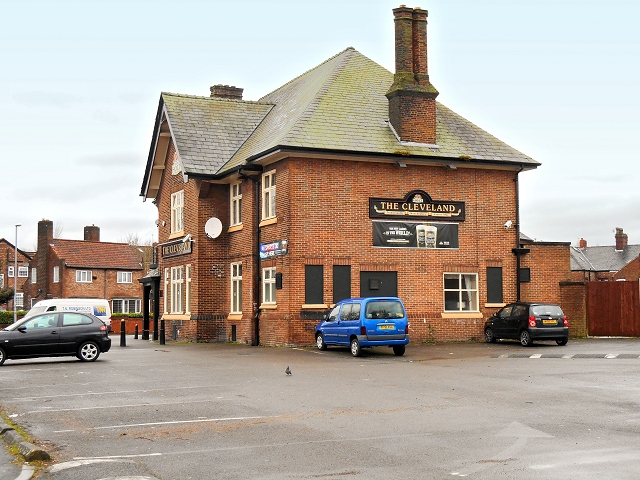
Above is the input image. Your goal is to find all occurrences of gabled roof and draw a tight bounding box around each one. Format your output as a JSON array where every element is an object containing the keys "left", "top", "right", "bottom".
[
  {"left": 142, "top": 47, "right": 539, "bottom": 197},
  {"left": 51, "top": 240, "right": 143, "bottom": 270},
  {"left": 570, "top": 245, "right": 640, "bottom": 272},
  {"left": 0, "top": 238, "right": 33, "bottom": 260}
]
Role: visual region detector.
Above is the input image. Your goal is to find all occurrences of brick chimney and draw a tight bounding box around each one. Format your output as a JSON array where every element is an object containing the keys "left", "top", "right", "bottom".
[
  {"left": 84, "top": 225, "right": 100, "bottom": 242},
  {"left": 579, "top": 238, "right": 587, "bottom": 248},
  {"left": 615, "top": 227, "right": 628, "bottom": 251},
  {"left": 210, "top": 85, "right": 243, "bottom": 100},
  {"left": 36, "top": 219, "right": 53, "bottom": 298},
  {"left": 386, "top": 5, "right": 439, "bottom": 144}
]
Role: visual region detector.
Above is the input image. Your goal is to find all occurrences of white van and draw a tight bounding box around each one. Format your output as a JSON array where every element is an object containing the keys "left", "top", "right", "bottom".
[{"left": 25, "top": 299, "right": 112, "bottom": 328}]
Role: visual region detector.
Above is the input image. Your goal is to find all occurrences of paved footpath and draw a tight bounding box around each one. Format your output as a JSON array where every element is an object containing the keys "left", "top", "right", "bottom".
[{"left": 0, "top": 447, "right": 26, "bottom": 480}]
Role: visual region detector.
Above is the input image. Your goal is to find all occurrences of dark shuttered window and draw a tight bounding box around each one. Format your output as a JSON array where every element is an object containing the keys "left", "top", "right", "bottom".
[
  {"left": 486, "top": 267, "right": 503, "bottom": 303},
  {"left": 305, "top": 265, "right": 324, "bottom": 304},
  {"left": 333, "top": 265, "right": 351, "bottom": 303}
]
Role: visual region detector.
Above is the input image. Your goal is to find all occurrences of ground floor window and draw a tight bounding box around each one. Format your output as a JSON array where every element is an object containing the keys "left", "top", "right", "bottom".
[
  {"left": 263, "top": 267, "right": 276, "bottom": 305},
  {"left": 112, "top": 299, "right": 142, "bottom": 314},
  {"left": 185, "top": 264, "right": 192, "bottom": 314},
  {"left": 15, "top": 292, "right": 23, "bottom": 308},
  {"left": 444, "top": 273, "right": 478, "bottom": 312},
  {"left": 305, "top": 265, "right": 323, "bottom": 304},
  {"left": 486, "top": 267, "right": 503, "bottom": 303},
  {"left": 171, "top": 266, "right": 184, "bottom": 313},
  {"left": 231, "top": 262, "right": 242, "bottom": 313}
]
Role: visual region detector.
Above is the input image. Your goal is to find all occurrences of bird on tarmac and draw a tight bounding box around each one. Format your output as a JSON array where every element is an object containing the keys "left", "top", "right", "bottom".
[{"left": 285, "top": 366, "right": 292, "bottom": 376}]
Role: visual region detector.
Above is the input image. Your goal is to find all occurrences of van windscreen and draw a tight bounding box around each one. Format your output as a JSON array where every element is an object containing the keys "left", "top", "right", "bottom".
[{"left": 365, "top": 301, "right": 404, "bottom": 319}]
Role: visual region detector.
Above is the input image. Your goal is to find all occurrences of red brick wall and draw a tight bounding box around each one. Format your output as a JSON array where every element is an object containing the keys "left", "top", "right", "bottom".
[
  {"left": 614, "top": 256, "right": 640, "bottom": 281},
  {"left": 520, "top": 243, "right": 572, "bottom": 304},
  {"left": 559, "top": 282, "right": 587, "bottom": 337},
  {"left": 0, "top": 241, "right": 31, "bottom": 309}
]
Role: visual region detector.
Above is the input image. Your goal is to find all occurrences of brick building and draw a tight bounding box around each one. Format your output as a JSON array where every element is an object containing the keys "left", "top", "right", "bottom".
[
  {"left": 22, "top": 220, "right": 145, "bottom": 313},
  {"left": 140, "top": 6, "right": 552, "bottom": 345},
  {"left": 0, "top": 238, "right": 33, "bottom": 310},
  {"left": 571, "top": 228, "right": 640, "bottom": 281}
]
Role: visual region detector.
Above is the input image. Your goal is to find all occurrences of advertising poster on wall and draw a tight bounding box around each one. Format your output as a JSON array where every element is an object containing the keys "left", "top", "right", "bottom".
[
  {"left": 372, "top": 221, "right": 459, "bottom": 249},
  {"left": 260, "top": 240, "right": 289, "bottom": 259}
]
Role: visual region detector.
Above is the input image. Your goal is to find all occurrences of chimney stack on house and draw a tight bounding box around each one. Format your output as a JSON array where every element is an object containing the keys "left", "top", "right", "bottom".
[
  {"left": 36, "top": 219, "right": 53, "bottom": 298},
  {"left": 210, "top": 85, "right": 244, "bottom": 100},
  {"left": 386, "top": 5, "right": 439, "bottom": 144},
  {"left": 615, "top": 227, "right": 628, "bottom": 251},
  {"left": 579, "top": 238, "right": 587, "bottom": 248},
  {"left": 84, "top": 225, "right": 100, "bottom": 242}
]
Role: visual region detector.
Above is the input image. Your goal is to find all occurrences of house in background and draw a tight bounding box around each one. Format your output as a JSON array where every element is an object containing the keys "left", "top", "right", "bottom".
[
  {"left": 0, "top": 238, "right": 33, "bottom": 310},
  {"left": 22, "top": 220, "right": 145, "bottom": 314},
  {"left": 571, "top": 228, "right": 640, "bottom": 281}
]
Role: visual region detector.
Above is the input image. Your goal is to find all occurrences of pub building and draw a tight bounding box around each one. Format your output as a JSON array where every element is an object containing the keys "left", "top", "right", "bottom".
[{"left": 139, "top": 6, "right": 543, "bottom": 346}]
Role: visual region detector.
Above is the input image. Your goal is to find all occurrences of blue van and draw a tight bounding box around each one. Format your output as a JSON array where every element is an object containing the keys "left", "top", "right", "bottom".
[{"left": 315, "top": 297, "right": 410, "bottom": 357}]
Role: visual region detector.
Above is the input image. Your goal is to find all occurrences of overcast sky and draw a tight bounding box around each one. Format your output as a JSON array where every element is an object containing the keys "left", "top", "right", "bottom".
[{"left": 1, "top": 0, "right": 638, "bottom": 250}]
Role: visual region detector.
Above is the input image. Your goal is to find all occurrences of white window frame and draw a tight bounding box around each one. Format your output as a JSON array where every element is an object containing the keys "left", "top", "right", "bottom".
[
  {"left": 170, "top": 266, "right": 184, "bottom": 314},
  {"left": 164, "top": 268, "right": 169, "bottom": 314},
  {"left": 76, "top": 270, "right": 92, "bottom": 283},
  {"left": 15, "top": 292, "right": 23, "bottom": 308},
  {"left": 262, "top": 267, "right": 276, "bottom": 305},
  {"left": 230, "top": 181, "right": 242, "bottom": 226},
  {"left": 231, "top": 262, "right": 242, "bottom": 313},
  {"left": 171, "top": 190, "right": 184, "bottom": 234},
  {"left": 443, "top": 272, "right": 479, "bottom": 312},
  {"left": 0, "top": 273, "right": 4, "bottom": 288},
  {"left": 53, "top": 266, "right": 60, "bottom": 283},
  {"left": 7, "top": 266, "right": 14, "bottom": 278},
  {"left": 185, "top": 264, "right": 192, "bottom": 315},
  {"left": 31, "top": 268, "right": 37, "bottom": 284},
  {"left": 117, "top": 271, "right": 133, "bottom": 284},
  {"left": 261, "top": 170, "right": 276, "bottom": 220},
  {"left": 112, "top": 298, "right": 141, "bottom": 314},
  {"left": 18, "top": 266, "right": 28, "bottom": 278}
]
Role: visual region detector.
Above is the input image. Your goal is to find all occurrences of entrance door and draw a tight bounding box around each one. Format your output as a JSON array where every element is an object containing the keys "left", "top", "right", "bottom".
[{"left": 360, "top": 271, "right": 398, "bottom": 298}]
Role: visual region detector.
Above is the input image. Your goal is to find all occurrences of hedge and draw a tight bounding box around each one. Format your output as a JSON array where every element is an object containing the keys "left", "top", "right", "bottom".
[{"left": 0, "top": 311, "right": 27, "bottom": 324}]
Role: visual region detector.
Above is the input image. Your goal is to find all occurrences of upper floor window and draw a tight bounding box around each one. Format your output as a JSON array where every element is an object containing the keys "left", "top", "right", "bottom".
[
  {"left": 18, "top": 266, "right": 28, "bottom": 278},
  {"left": 443, "top": 273, "right": 478, "bottom": 312},
  {"left": 171, "top": 190, "right": 184, "bottom": 234},
  {"left": 117, "top": 271, "right": 132, "bottom": 283},
  {"left": 76, "top": 270, "right": 92, "bottom": 283},
  {"left": 262, "top": 170, "right": 276, "bottom": 220},
  {"left": 7, "top": 266, "right": 14, "bottom": 278},
  {"left": 53, "top": 266, "right": 60, "bottom": 283},
  {"left": 31, "top": 268, "right": 37, "bottom": 284},
  {"left": 230, "top": 182, "right": 242, "bottom": 226}
]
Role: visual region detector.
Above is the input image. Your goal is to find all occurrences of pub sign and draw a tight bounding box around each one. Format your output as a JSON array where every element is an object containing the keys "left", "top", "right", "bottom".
[{"left": 370, "top": 190, "right": 465, "bottom": 222}]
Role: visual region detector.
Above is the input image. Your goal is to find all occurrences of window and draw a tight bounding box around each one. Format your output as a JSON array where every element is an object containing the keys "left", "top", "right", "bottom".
[
  {"left": 444, "top": 273, "right": 478, "bottom": 312},
  {"left": 112, "top": 299, "right": 142, "bottom": 314},
  {"left": 31, "top": 268, "right": 37, "bottom": 284},
  {"left": 7, "top": 266, "right": 14, "bottom": 278},
  {"left": 15, "top": 292, "right": 23, "bottom": 308},
  {"left": 117, "top": 271, "right": 133, "bottom": 283},
  {"left": 230, "top": 182, "right": 242, "bottom": 226},
  {"left": 185, "top": 264, "right": 192, "bottom": 314},
  {"left": 164, "top": 268, "right": 169, "bottom": 314},
  {"left": 18, "top": 266, "right": 28, "bottom": 278},
  {"left": 340, "top": 303, "right": 361, "bottom": 321},
  {"left": 62, "top": 313, "right": 93, "bottom": 326},
  {"left": 262, "top": 267, "right": 276, "bottom": 305},
  {"left": 261, "top": 170, "right": 276, "bottom": 220},
  {"left": 53, "top": 266, "right": 60, "bottom": 283},
  {"left": 170, "top": 266, "right": 184, "bottom": 313},
  {"left": 76, "top": 270, "right": 92, "bottom": 283},
  {"left": 171, "top": 190, "right": 184, "bottom": 233},
  {"left": 333, "top": 265, "right": 351, "bottom": 303},
  {"left": 231, "top": 262, "right": 242, "bottom": 313},
  {"left": 305, "top": 265, "right": 324, "bottom": 304},
  {"left": 0, "top": 274, "right": 4, "bottom": 288},
  {"left": 486, "top": 267, "right": 503, "bottom": 303}
]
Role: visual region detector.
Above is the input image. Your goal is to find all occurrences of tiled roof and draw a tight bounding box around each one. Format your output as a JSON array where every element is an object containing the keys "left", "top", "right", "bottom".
[
  {"left": 570, "top": 245, "right": 640, "bottom": 272},
  {"left": 51, "top": 240, "right": 143, "bottom": 270},
  {"left": 157, "top": 47, "right": 538, "bottom": 180}
]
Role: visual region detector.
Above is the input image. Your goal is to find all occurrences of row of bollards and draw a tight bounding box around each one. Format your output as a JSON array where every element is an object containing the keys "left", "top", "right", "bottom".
[{"left": 119, "top": 320, "right": 167, "bottom": 347}]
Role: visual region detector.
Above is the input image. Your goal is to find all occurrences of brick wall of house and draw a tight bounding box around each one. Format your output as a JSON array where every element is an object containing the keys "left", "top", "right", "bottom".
[
  {"left": 614, "top": 256, "right": 640, "bottom": 281},
  {"left": 559, "top": 281, "right": 587, "bottom": 337},
  {"left": 519, "top": 243, "right": 572, "bottom": 305},
  {"left": 0, "top": 241, "right": 31, "bottom": 308}
]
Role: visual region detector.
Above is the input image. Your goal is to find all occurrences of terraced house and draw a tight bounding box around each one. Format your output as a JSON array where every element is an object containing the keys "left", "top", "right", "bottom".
[{"left": 140, "top": 6, "right": 553, "bottom": 346}]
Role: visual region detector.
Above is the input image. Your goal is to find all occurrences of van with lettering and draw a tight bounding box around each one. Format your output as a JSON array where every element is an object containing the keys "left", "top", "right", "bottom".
[
  {"left": 315, "top": 297, "right": 410, "bottom": 357},
  {"left": 24, "top": 299, "right": 112, "bottom": 329}
]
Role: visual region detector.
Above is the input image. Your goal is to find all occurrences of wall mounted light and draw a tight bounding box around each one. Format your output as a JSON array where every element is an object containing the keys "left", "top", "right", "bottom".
[
  {"left": 444, "top": 164, "right": 457, "bottom": 170},
  {"left": 395, "top": 162, "right": 407, "bottom": 168}
]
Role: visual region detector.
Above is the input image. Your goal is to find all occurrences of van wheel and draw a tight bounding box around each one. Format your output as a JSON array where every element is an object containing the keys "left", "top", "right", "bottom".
[
  {"left": 393, "top": 345, "right": 405, "bottom": 356},
  {"left": 316, "top": 333, "right": 327, "bottom": 351},
  {"left": 0, "top": 347, "right": 6, "bottom": 366},
  {"left": 78, "top": 341, "right": 100, "bottom": 362},
  {"left": 350, "top": 338, "right": 361, "bottom": 357},
  {"left": 520, "top": 330, "right": 533, "bottom": 347}
]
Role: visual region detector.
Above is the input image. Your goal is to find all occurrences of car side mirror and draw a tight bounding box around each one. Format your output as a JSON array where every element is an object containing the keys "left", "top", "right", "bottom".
[
  {"left": 492, "top": 312, "right": 498, "bottom": 317},
  {"left": 17, "top": 326, "right": 27, "bottom": 333}
]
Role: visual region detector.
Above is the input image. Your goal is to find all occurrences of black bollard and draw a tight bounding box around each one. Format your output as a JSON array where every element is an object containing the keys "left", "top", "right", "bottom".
[
  {"left": 120, "top": 319, "right": 126, "bottom": 347},
  {"left": 134, "top": 324, "right": 139, "bottom": 339},
  {"left": 160, "top": 319, "right": 166, "bottom": 345}
]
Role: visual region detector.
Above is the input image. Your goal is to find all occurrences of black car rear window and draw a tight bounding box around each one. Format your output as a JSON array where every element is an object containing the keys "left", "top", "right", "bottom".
[
  {"left": 531, "top": 305, "right": 563, "bottom": 316},
  {"left": 365, "top": 301, "right": 404, "bottom": 319}
]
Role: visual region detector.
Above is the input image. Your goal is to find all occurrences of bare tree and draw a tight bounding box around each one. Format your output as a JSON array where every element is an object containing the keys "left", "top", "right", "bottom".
[{"left": 53, "top": 221, "right": 64, "bottom": 239}]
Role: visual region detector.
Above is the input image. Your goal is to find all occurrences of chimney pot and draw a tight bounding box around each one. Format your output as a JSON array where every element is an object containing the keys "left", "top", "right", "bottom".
[
  {"left": 210, "top": 85, "right": 244, "bottom": 100},
  {"left": 615, "top": 227, "right": 628, "bottom": 251},
  {"left": 579, "top": 238, "right": 587, "bottom": 249}
]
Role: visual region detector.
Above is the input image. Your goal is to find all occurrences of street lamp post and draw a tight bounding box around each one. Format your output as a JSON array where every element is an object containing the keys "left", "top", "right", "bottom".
[{"left": 14, "top": 224, "right": 20, "bottom": 323}]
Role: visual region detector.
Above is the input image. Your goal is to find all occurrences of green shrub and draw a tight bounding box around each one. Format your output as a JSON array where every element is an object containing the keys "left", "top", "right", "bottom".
[
  {"left": 111, "top": 312, "right": 144, "bottom": 319},
  {"left": 0, "top": 311, "right": 27, "bottom": 324}
]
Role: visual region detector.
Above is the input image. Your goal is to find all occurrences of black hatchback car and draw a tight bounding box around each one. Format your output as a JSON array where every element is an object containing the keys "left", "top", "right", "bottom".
[
  {"left": 484, "top": 302, "right": 569, "bottom": 347},
  {"left": 0, "top": 311, "right": 111, "bottom": 365}
]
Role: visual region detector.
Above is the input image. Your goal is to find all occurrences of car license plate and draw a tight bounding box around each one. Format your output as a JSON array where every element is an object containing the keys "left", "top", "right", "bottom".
[
  {"left": 542, "top": 319, "right": 557, "bottom": 325},
  {"left": 379, "top": 324, "right": 394, "bottom": 330}
]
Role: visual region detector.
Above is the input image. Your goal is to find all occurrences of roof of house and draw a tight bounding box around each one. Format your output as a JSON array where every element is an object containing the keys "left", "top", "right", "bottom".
[
  {"left": 51, "top": 240, "right": 143, "bottom": 270},
  {"left": 145, "top": 47, "right": 538, "bottom": 191},
  {"left": 0, "top": 238, "right": 33, "bottom": 261},
  {"left": 570, "top": 245, "right": 640, "bottom": 272}
]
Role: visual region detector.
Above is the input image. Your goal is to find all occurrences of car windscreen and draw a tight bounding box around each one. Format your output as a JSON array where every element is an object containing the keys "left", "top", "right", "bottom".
[
  {"left": 531, "top": 305, "right": 563, "bottom": 316},
  {"left": 364, "top": 301, "right": 405, "bottom": 319},
  {"left": 23, "top": 306, "right": 48, "bottom": 319}
]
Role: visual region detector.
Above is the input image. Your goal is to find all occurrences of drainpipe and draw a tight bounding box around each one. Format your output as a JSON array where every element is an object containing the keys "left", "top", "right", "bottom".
[
  {"left": 253, "top": 177, "right": 261, "bottom": 346},
  {"left": 514, "top": 166, "right": 524, "bottom": 301}
]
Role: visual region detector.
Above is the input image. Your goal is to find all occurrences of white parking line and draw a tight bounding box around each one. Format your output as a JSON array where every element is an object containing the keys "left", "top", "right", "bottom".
[
  {"left": 529, "top": 354, "right": 542, "bottom": 359},
  {"left": 605, "top": 354, "right": 619, "bottom": 359},
  {"left": 561, "top": 354, "right": 574, "bottom": 359},
  {"left": 26, "top": 398, "right": 223, "bottom": 414},
  {"left": 12, "top": 385, "right": 232, "bottom": 401}
]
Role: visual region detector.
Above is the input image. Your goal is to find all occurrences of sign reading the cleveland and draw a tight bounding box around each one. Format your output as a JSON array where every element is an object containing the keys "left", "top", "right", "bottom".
[{"left": 369, "top": 190, "right": 465, "bottom": 222}]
